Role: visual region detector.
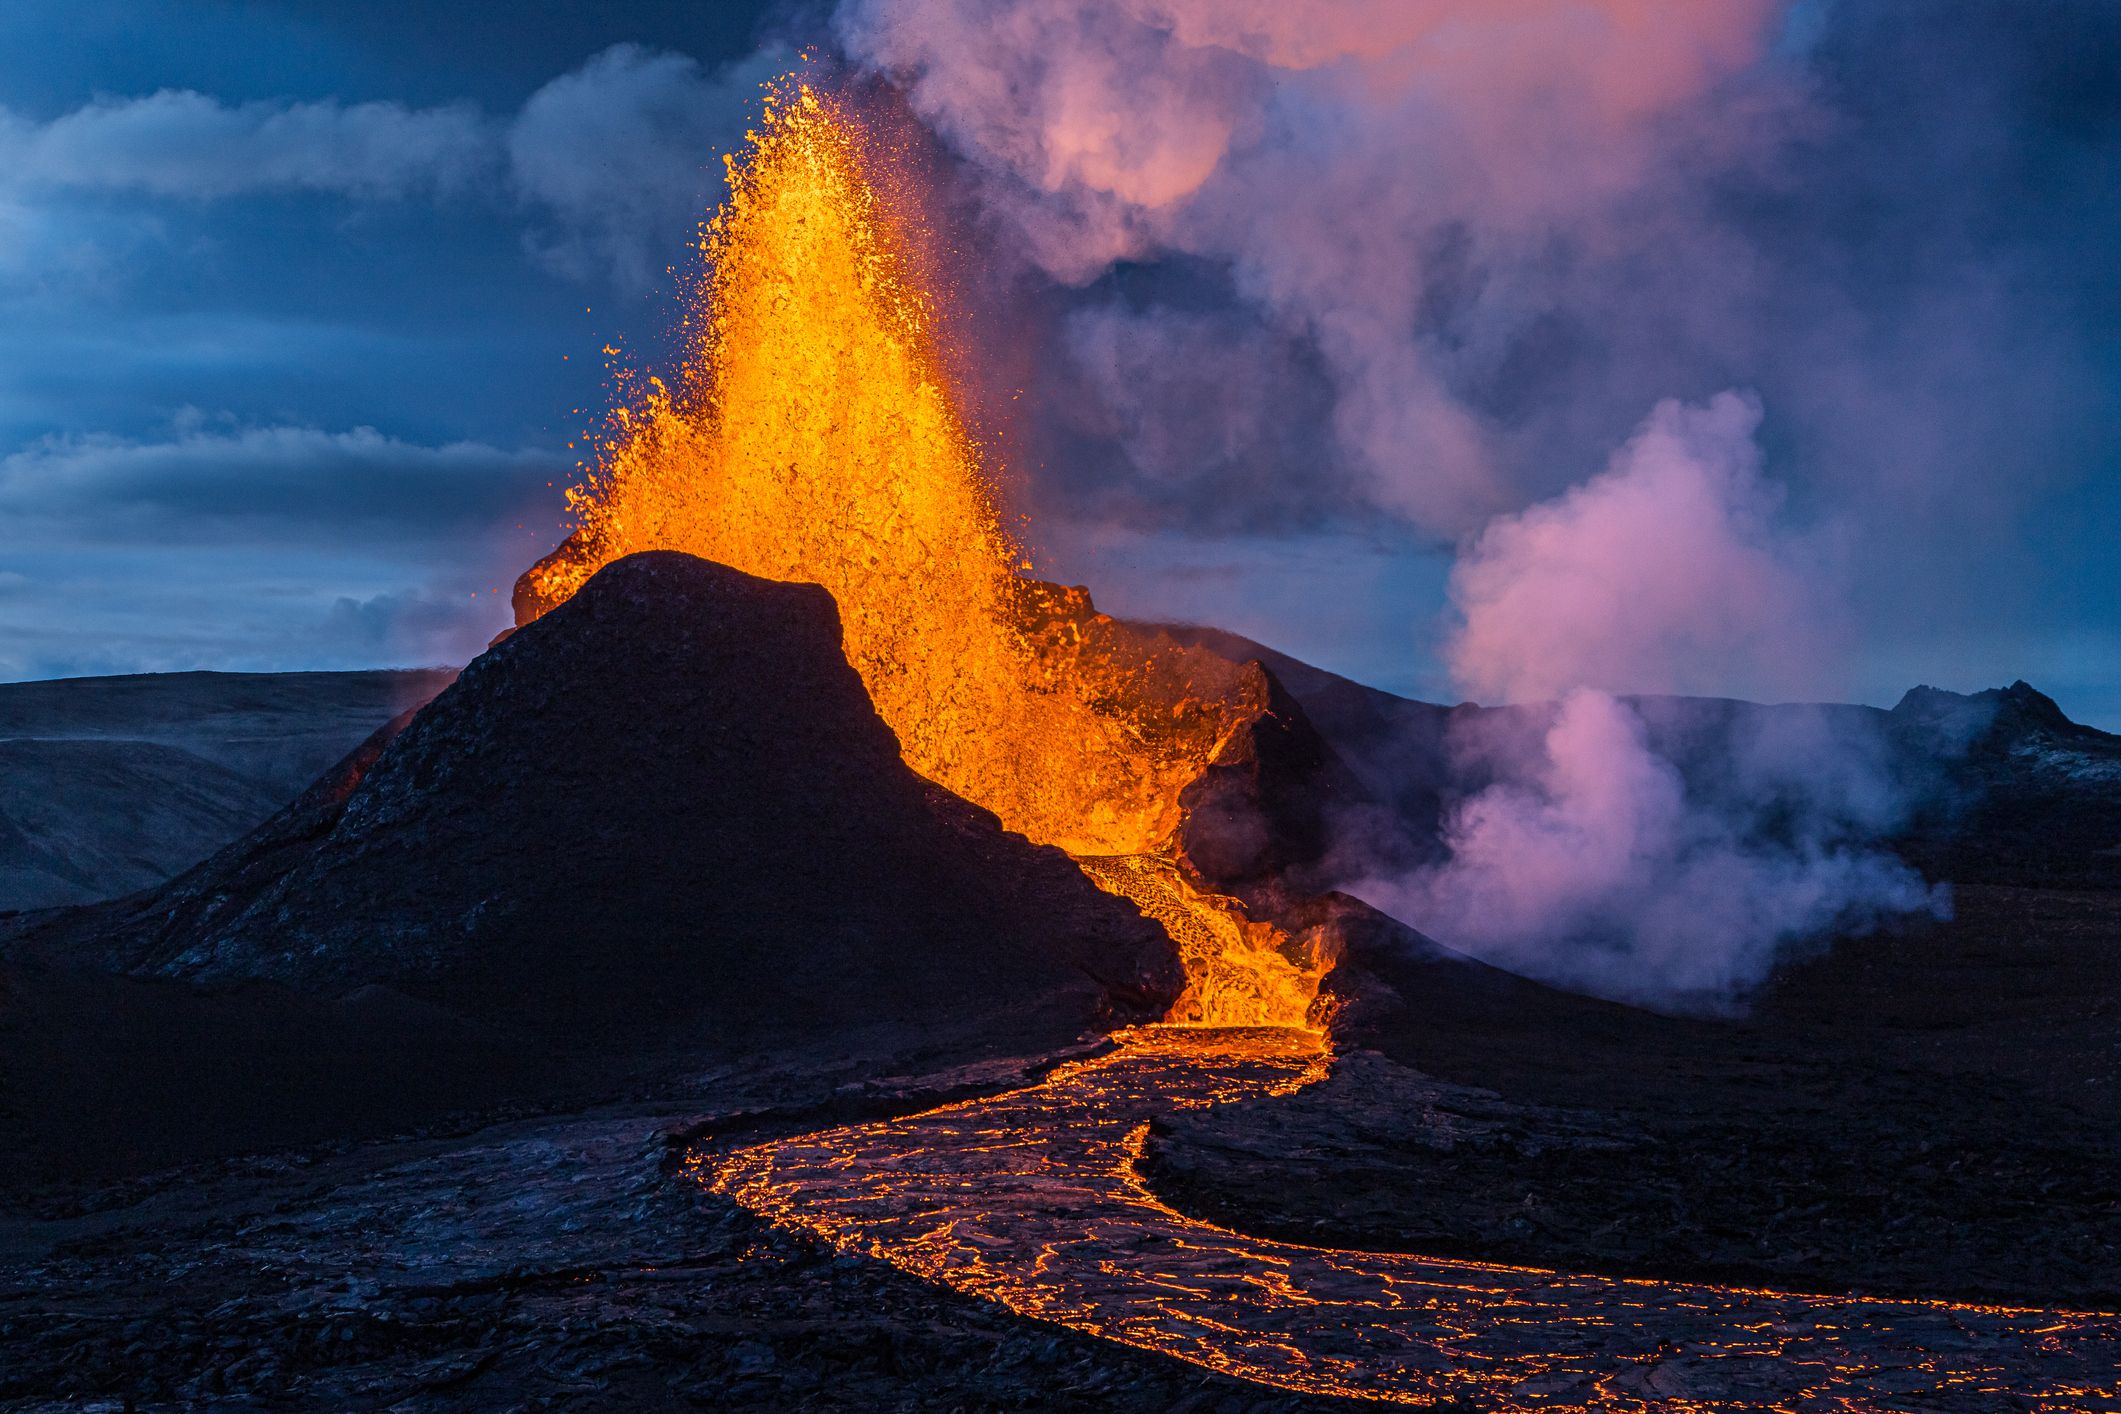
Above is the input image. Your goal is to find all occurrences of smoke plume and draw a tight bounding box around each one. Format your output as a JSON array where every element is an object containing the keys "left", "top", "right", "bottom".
[
  {"left": 838, "top": 0, "right": 1782, "bottom": 534},
  {"left": 1445, "top": 391, "right": 1838, "bottom": 707},
  {"left": 1339, "top": 395, "right": 1946, "bottom": 1006},
  {"left": 832, "top": 0, "right": 2121, "bottom": 732},
  {"left": 1345, "top": 686, "right": 1944, "bottom": 1008}
]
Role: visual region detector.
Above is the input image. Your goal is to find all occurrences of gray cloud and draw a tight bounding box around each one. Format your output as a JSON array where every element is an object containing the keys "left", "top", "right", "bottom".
[
  {"left": 0, "top": 90, "right": 494, "bottom": 199},
  {"left": 0, "top": 419, "right": 548, "bottom": 681},
  {"left": 0, "top": 43, "right": 774, "bottom": 291},
  {"left": 1341, "top": 688, "right": 1947, "bottom": 1009},
  {"left": 0, "top": 566, "right": 515, "bottom": 682},
  {"left": 0, "top": 421, "right": 559, "bottom": 543},
  {"left": 323, "top": 587, "right": 504, "bottom": 666},
  {"left": 509, "top": 42, "right": 788, "bottom": 289}
]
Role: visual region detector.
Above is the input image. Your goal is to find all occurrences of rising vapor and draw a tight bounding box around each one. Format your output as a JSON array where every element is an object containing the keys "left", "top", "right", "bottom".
[
  {"left": 836, "top": 0, "right": 1782, "bottom": 532},
  {"left": 830, "top": 0, "right": 1969, "bottom": 1003},
  {"left": 1330, "top": 395, "right": 1948, "bottom": 1006}
]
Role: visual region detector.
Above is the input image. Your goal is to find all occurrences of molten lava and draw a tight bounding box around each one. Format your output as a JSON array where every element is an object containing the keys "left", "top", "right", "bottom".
[{"left": 515, "top": 82, "right": 1324, "bottom": 1028}]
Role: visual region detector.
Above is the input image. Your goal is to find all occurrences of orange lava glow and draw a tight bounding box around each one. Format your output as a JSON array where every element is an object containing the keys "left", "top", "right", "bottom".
[
  {"left": 1078, "top": 856, "right": 1334, "bottom": 1028},
  {"left": 515, "top": 81, "right": 1325, "bottom": 1027}
]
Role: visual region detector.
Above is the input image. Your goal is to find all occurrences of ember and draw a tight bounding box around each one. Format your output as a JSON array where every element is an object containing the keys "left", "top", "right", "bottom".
[{"left": 513, "top": 82, "right": 1326, "bottom": 1028}]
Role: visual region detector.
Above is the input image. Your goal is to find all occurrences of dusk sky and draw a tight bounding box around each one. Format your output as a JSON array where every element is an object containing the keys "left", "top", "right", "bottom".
[{"left": 2, "top": 1, "right": 2116, "bottom": 726}]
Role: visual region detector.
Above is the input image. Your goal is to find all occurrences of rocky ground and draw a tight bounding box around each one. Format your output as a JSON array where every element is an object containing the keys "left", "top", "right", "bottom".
[
  {"left": 0, "top": 1031, "right": 1350, "bottom": 1412},
  {"left": 0, "top": 669, "right": 452, "bottom": 912},
  {"left": 4, "top": 597, "right": 2115, "bottom": 1406}
]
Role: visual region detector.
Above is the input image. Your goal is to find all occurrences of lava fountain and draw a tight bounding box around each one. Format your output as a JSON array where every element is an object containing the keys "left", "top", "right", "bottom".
[{"left": 512, "top": 83, "right": 1328, "bottom": 1028}]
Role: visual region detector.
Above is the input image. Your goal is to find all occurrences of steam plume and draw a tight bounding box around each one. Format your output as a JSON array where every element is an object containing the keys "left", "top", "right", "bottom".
[
  {"left": 1446, "top": 392, "right": 1837, "bottom": 707},
  {"left": 1343, "top": 396, "right": 1946, "bottom": 1006},
  {"left": 1351, "top": 686, "right": 1943, "bottom": 1006},
  {"left": 831, "top": 0, "right": 2121, "bottom": 736},
  {"left": 829, "top": 1, "right": 2012, "bottom": 1003}
]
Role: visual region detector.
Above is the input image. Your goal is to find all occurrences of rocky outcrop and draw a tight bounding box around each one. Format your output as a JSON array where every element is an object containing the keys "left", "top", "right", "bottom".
[
  {"left": 1172, "top": 663, "right": 1366, "bottom": 892},
  {"left": 1885, "top": 680, "right": 2121, "bottom": 886}
]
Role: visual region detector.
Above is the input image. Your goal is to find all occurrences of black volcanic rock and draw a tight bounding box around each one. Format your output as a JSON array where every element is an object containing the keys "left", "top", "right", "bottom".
[
  {"left": 1890, "top": 679, "right": 2114, "bottom": 759},
  {"left": 1173, "top": 662, "right": 1368, "bottom": 892},
  {"left": 1885, "top": 681, "right": 2121, "bottom": 886},
  {"left": 16, "top": 552, "right": 1179, "bottom": 1048}
]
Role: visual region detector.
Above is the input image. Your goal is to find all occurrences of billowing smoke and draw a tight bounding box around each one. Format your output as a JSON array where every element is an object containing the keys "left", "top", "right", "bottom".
[
  {"left": 1445, "top": 392, "right": 1838, "bottom": 707},
  {"left": 837, "top": 0, "right": 1782, "bottom": 533},
  {"left": 1337, "top": 397, "right": 1946, "bottom": 1005},
  {"left": 1345, "top": 688, "right": 1945, "bottom": 1007},
  {"left": 832, "top": 0, "right": 2121, "bottom": 730}
]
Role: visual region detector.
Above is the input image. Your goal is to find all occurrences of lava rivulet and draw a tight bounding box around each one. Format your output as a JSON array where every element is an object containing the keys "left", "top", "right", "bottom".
[{"left": 514, "top": 82, "right": 1323, "bottom": 1027}]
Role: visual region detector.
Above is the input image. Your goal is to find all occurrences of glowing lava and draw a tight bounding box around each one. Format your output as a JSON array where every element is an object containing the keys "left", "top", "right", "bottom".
[
  {"left": 702, "top": 1026, "right": 2121, "bottom": 1411},
  {"left": 514, "top": 82, "right": 1325, "bottom": 1028}
]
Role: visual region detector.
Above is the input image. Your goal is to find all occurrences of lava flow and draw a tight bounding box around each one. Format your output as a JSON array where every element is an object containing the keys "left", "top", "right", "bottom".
[
  {"left": 512, "top": 81, "right": 1324, "bottom": 1029},
  {"left": 701, "top": 1026, "right": 2121, "bottom": 1411}
]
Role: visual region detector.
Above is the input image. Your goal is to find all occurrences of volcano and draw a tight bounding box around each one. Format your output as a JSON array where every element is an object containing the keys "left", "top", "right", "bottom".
[
  {"left": 8, "top": 552, "right": 1180, "bottom": 1050},
  {"left": 5, "top": 64, "right": 2117, "bottom": 1414}
]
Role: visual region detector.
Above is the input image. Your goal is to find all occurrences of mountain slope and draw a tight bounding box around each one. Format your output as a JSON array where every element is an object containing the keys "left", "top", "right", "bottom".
[
  {"left": 0, "top": 669, "right": 454, "bottom": 911},
  {"left": 1150, "top": 621, "right": 2121, "bottom": 887},
  {"left": 0, "top": 740, "right": 281, "bottom": 911}
]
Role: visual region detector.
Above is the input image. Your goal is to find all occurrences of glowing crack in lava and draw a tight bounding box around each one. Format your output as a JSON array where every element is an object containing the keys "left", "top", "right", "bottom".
[{"left": 513, "top": 82, "right": 1323, "bottom": 1028}]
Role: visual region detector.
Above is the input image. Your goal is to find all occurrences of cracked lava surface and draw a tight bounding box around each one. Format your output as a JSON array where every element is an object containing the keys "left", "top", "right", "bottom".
[{"left": 701, "top": 1026, "right": 2121, "bottom": 1410}]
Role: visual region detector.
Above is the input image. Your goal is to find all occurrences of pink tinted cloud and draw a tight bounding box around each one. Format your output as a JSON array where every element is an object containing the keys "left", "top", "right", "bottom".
[{"left": 1445, "top": 391, "right": 1842, "bottom": 704}]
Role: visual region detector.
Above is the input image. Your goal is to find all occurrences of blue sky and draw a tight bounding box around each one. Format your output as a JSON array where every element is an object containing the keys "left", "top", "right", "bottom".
[
  {"left": 0, "top": 3, "right": 789, "bottom": 679},
  {"left": 0, "top": 1, "right": 2116, "bottom": 726}
]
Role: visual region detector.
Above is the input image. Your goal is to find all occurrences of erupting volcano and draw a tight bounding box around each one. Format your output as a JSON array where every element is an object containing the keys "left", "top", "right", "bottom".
[
  {"left": 513, "top": 83, "right": 1332, "bottom": 1030},
  {"left": 9, "top": 7, "right": 2121, "bottom": 1409}
]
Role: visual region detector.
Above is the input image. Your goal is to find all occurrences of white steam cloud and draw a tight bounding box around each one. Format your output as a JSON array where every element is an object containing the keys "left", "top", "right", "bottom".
[
  {"left": 836, "top": 0, "right": 1958, "bottom": 1004},
  {"left": 1345, "top": 687, "right": 1947, "bottom": 1008},
  {"left": 1342, "top": 396, "right": 1946, "bottom": 1006},
  {"left": 1446, "top": 391, "right": 1840, "bottom": 706}
]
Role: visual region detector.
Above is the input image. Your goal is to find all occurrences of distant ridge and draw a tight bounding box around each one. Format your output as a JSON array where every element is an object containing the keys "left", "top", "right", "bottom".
[{"left": 0, "top": 668, "right": 453, "bottom": 911}]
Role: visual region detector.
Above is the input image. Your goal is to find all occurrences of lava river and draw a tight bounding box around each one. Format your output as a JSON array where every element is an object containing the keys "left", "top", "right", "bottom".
[{"left": 699, "top": 1026, "right": 2120, "bottom": 1411}]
